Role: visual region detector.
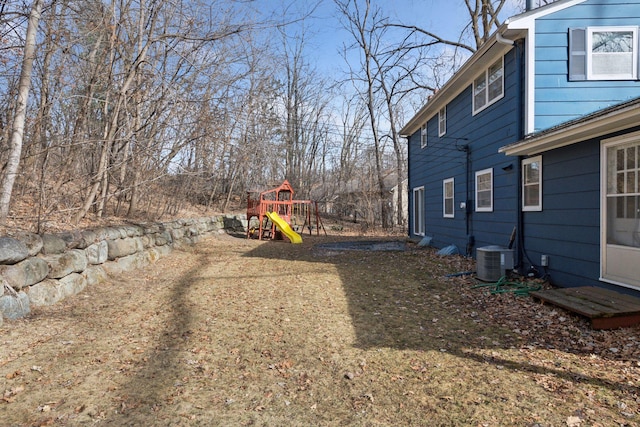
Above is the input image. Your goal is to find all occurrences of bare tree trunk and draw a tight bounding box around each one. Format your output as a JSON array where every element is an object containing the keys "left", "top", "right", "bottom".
[
  {"left": 0, "top": 0, "right": 43, "bottom": 223},
  {"left": 75, "top": 0, "right": 156, "bottom": 223},
  {"left": 374, "top": 58, "right": 405, "bottom": 227},
  {"left": 127, "top": 166, "right": 141, "bottom": 216},
  {"left": 27, "top": 5, "right": 58, "bottom": 177},
  {"left": 337, "top": 0, "right": 391, "bottom": 228}
]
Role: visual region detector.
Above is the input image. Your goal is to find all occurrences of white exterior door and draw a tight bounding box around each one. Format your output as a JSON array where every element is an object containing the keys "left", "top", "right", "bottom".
[{"left": 602, "top": 132, "right": 640, "bottom": 289}]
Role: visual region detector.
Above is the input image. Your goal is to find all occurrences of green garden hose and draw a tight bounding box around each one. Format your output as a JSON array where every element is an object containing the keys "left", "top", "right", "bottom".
[{"left": 471, "top": 276, "right": 541, "bottom": 296}]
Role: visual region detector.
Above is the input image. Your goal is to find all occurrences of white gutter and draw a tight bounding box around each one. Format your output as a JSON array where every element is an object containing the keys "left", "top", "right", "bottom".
[{"left": 495, "top": 32, "right": 514, "bottom": 46}]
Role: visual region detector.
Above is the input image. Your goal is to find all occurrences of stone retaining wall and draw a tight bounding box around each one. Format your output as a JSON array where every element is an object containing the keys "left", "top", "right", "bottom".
[{"left": 0, "top": 215, "right": 248, "bottom": 325}]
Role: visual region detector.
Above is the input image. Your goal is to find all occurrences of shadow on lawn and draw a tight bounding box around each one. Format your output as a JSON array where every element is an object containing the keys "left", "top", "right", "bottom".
[
  {"left": 104, "top": 235, "right": 636, "bottom": 423},
  {"left": 240, "top": 235, "right": 639, "bottom": 398},
  {"left": 107, "top": 246, "right": 212, "bottom": 424}
]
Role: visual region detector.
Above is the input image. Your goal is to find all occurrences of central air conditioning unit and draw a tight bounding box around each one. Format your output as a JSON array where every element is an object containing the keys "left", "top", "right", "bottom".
[{"left": 476, "top": 246, "right": 514, "bottom": 282}]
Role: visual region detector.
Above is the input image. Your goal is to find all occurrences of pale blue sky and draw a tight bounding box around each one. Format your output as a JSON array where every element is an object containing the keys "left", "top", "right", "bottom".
[
  {"left": 255, "top": 0, "right": 524, "bottom": 75},
  {"left": 245, "top": 0, "right": 525, "bottom": 141}
]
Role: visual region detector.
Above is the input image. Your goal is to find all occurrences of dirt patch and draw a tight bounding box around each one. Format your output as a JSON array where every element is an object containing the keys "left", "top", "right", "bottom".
[
  {"left": 1, "top": 234, "right": 638, "bottom": 426},
  {"left": 314, "top": 240, "right": 407, "bottom": 253}
]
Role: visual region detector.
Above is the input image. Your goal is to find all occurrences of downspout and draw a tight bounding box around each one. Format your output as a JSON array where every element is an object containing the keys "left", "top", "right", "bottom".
[
  {"left": 464, "top": 145, "right": 473, "bottom": 256},
  {"left": 526, "top": 0, "right": 535, "bottom": 12},
  {"left": 514, "top": 38, "right": 535, "bottom": 274},
  {"left": 496, "top": 32, "right": 529, "bottom": 272},
  {"left": 406, "top": 135, "right": 412, "bottom": 238},
  {"left": 464, "top": 33, "right": 514, "bottom": 257}
]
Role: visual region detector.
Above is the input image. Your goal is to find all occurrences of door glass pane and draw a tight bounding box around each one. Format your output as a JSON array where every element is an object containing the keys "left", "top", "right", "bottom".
[
  {"left": 617, "top": 147, "right": 625, "bottom": 171},
  {"left": 628, "top": 171, "right": 636, "bottom": 193},
  {"left": 617, "top": 197, "right": 625, "bottom": 219},
  {"left": 626, "top": 195, "right": 637, "bottom": 219},
  {"left": 608, "top": 196, "right": 640, "bottom": 247},
  {"left": 607, "top": 141, "right": 640, "bottom": 248},
  {"left": 627, "top": 146, "right": 636, "bottom": 169},
  {"left": 617, "top": 172, "right": 625, "bottom": 193}
]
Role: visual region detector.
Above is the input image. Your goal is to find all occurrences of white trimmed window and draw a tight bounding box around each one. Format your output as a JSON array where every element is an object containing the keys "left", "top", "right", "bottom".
[
  {"left": 413, "top": 186, "right": 425, "bottom": 235},
  {"left": 523, "top": 156, "right": 542, "bottom": 211},
  {"left": 438, "top": 106, "right": 446, "bottom": 136},
  {"left": 443, "top": 178, "right": 454, "bottom": 218},
  {"left": 473, "top": 57, "right": 504, "bottom": 114},
  {"left": 420, "top": 124, "right": 427, "bottom": 148},
  {"left": 570, "top": 26, "right": 638, "bottom": 81},
  {"left": 475, "top": 168, "right": 493, "bottom": 212}
]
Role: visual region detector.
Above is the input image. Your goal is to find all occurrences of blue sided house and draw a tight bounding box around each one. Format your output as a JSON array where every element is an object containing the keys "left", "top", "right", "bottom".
[{"left": 401, "top": 0, "right": 640, "bottom": 295}]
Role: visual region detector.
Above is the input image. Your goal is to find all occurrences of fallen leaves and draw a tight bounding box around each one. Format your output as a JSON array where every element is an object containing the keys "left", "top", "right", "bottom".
[
  {"left": 1, "top": 236, "right": 639, "bottom": 426},
  {"left": 3, "top": 385, "right": 24, "bottom": 402},
  {"left": 5, "top": 369, "right": 21, "bottom": 379}
]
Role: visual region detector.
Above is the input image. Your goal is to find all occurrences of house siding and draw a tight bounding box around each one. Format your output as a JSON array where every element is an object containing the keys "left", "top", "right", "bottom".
[
  {"left": 523, "top": 140, "right": 600, "bottom": 286},
  {"left": 533, "top": 0, "right": 640, "bottom": 132},
  {"left": 523, "top": 125, "right": 640, "bottom": 294},
  {"left": 406, "top": 0, "right": 640, "bottom": 295},
  {"left": 408, "top": 47, "right": 523, "bottom": 253}
]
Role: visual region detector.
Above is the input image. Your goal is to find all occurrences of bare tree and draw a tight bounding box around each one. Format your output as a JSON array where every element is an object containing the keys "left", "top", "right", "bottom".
[
  {"left": 0, "top": 0, "right": 43, "bottom": 223},
  {"left": 275, "top": 23, "right": 334, "bottom": 198},
  {"left": 336, "top": 0, "right": 414, "bottom": 228},
  {"left": 388, "top": 0, "right": 508, "bottom": 55}
]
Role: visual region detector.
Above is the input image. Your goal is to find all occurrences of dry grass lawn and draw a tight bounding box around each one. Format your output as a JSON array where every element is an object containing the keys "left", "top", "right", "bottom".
[{"left": 1, "top": 233, "right": 639, "bottom": 426}]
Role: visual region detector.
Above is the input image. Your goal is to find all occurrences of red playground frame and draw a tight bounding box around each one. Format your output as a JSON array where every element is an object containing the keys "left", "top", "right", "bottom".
[{"left": 246, "top": 180, "right": 325, "bottom": 241}]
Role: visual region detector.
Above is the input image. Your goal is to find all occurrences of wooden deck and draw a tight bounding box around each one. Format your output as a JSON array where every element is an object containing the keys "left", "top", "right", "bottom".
[{"left": 530, "top": 286, "right": 640, "bottom": 329}]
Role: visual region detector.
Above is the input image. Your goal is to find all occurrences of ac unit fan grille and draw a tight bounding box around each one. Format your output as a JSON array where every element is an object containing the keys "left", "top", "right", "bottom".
[{"left": 477, "top": 247, "right": 504, "bottom": 282}]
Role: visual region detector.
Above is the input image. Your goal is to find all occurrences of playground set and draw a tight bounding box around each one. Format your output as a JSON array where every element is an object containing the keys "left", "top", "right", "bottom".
[{"left": 246, "top": 180, "right": 325, "bottom": 243}]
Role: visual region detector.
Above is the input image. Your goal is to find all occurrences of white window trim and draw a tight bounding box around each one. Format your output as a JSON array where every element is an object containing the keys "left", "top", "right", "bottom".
[
  {"left": 413, "top": 186, "right": 425, "bottom": 236},
  {"left": 438, "top": 106, "right": 446, "bottom": 137},
  {"left": 443, "top": 178, "right": 454, "bottom": 218},
  {"left": 587, "top": 26, "right": 638, "bottom": 81},
  {"left": 475, "top": 168, "right": 493, "bottom": 212},
  {"left": 522, "top": 156, "right": 542, "bottom": 212},
  {"left": 472, "top": 57, "right": 504, "bottom": 115},
  {"left": 420, "top": 124, "right": 427, "bottom": 148}
]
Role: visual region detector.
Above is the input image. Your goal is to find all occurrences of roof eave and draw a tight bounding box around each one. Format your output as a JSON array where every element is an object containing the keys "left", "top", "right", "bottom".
[
  {"left": 400, "top": 29, "right": 520, "bottom": 137},
  {"left": 400, "top": 0, "right": 588, "bottom": 139},
  {"left": 499, "top": 102, "right": 640, "bottom": 156}
]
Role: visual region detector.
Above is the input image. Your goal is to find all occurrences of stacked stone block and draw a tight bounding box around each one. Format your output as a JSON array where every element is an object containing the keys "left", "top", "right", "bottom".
[{"left": 0, "top": 215, "right": 246, "bottom": 323}]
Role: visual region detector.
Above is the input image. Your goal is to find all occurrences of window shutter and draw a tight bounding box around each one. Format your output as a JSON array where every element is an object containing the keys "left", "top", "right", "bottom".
[{"left": 569, "top": 28, "right": 587, "bottom": 81}]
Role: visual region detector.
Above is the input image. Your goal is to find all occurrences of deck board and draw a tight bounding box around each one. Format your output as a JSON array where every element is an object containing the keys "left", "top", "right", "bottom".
[{"left": 530, "top": 286, "right": 640, "bottom": 329}]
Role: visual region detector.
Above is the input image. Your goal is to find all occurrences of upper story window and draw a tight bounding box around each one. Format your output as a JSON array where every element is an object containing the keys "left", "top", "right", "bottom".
[
  {"left": 438, "top": 106, "right": 446, "bottom": 136},
  {"left": 522, "top": 156, "right": 542, "bottom": 211},
  {"left": 473, "top": 57, "right": 504, "bottom": 115},
  {"left": 570, "top": 27, "right": 638, "bottom": 81},
  {"left": 420, "top": 124, "right": 427, "bottom": 148},
  {"left": 475, "top": 168, "right": 493, "bottom": 212}
]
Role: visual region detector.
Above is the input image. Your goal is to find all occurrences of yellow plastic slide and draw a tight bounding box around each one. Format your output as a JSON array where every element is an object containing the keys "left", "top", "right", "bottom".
[{"left": 265, "top": 211, "right": 302, "bottom": 244}]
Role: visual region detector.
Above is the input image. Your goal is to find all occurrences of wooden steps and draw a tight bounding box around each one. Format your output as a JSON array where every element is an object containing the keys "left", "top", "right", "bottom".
[{"left": 530, "top": 286, "right": 640, "bottom": 329}]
